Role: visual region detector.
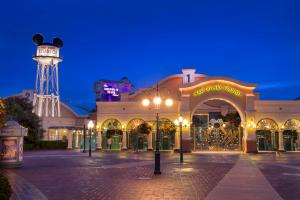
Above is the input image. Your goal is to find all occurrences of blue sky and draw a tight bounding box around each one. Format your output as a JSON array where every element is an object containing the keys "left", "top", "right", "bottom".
[{"left": 0, "top": 0, "right": 300, "bottom": 111}]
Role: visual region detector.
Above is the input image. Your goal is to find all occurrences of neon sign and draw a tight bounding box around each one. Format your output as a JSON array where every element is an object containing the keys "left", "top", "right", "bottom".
[
  {"left": 103, "top": 84, "right": 119, "bottom": 97},
  {"left": 192, "top": 85, "right": 242, "bottom": 97}
]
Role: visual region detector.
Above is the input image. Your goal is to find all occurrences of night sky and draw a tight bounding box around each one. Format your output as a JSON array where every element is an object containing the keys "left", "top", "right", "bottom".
[{"left": 1, "top": 0, "right": 300, "bottom": 112}]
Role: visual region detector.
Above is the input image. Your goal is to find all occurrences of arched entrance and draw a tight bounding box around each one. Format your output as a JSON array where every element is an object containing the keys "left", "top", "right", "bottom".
[
  {"left": 153, "top": 118, "right": 176, "bottom": 150},
  {"left": 126, "top": 118, "right": 148, "bottom": 150},
  {"left": 191, "top": 99, "right": 243, "bottom": 151},
  {"left": 283, "top": 119, "right": 300, "bottom": 151},
  {"left": 101, "top": 119, "right": 122, "bottom": 150},
  {"left": 256, "top": 118, "right": 279, "bottom": 151},
  {"left": 180, "top": 77, "right": 257, "bottom": 153}
]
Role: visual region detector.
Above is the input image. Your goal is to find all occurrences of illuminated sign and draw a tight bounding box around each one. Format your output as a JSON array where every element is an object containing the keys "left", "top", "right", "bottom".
[
  {"left": 103, "top": 84, "right": 119, "bottom": 97},
  {"left": 193, "top": 85, "right": 242, "bottom": 97},
  {"left": 37, "top": 45, "right": 59, "bottom": 57}
]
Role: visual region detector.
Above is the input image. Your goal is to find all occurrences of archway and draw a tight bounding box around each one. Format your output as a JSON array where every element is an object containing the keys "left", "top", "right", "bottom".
[
  {"left": 256, "top": 118, "right": 279, "bottom": 151},
  {"left": 101, "top": 119, "right": 122, "bottom": 150},
  {"left": 283, "top": 119, "right": 300, "bottom": 151},
  {"left": 191, "top": 97, "right": 245, "bottom": 124},
  {"left": 153, "top": 118, "right": 176, "bottom": 150},
  {"left": 191, "top": 99, "right": 243, "bottom": 151},
  {"left": 126, "top": 118, "right": 148, "bottom": 150}
]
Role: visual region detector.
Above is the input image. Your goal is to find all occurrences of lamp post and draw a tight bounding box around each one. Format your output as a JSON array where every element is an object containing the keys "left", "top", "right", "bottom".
[
  {"left": 142, "top": 85, "right": 173, "bottom": 175},
  {"left": 175, "top": 116, "right": 189, "bottom": 163},
  {"left": 88, "top": 120, "right": 94, "bottom": 157}
]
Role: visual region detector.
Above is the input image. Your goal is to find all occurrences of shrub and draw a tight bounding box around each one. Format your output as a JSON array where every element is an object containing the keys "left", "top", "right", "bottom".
[
  {"left": 0, "top": 173, "right": 12, "bottom": 200},
  {"left": 24, "top": 140, "right": 67, "bottom": 150}
]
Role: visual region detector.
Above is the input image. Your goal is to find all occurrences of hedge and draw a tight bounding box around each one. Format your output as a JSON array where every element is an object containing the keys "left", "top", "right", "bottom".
[
  {"left": 24, "top": 140, "right": 67, "bottom": 150},
  {"left": 0, "top": 173, "right": 12, "bottom": 200}
]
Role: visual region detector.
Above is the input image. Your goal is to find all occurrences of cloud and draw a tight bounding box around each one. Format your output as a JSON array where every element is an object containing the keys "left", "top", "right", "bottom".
[{"left": 258, "top": 81, "right": 300, "bottom": 90}]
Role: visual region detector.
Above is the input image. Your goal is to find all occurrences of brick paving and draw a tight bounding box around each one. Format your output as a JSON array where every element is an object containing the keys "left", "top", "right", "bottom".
[
  {"left": 5, "top": 151, "right": 238, "bottom": 200},
  {"left": 250, "top": 153, "right": 300, "bottom": 200},
  {"left": 6, "top": 151, "right": 300, "bottom": 200},
  {"left": 1, "top": 170, "right": 47, "bottom": 200}
]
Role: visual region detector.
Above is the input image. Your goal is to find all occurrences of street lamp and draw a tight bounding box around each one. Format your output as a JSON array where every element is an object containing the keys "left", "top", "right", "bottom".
[
  {"left": 142, "top": 86, "right": 173, "bottom": 175},
  {"left": 175, "top": 116, "right": 189, "bottom": 163},
  {"left": 88, "top": 120, "right": 95, "bottom": 157}
]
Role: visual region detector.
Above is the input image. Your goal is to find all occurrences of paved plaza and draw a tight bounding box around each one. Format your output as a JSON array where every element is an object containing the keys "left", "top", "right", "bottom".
[{"left": 2, "top": 151, "right": 300, "bottom": 200}]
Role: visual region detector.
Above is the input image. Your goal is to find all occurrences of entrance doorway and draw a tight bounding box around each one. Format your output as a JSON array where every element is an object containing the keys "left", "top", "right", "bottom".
[
  {"left": 129, "top": 133, "right": 148, "bottom": 150},
  {"left": 101, "top": 119, "right": 122, "bottom": 150},
  {"left": 191, "top": 100, "right": 243, "bottom": 151},
  {"left": 283, "top": 130, "right": 298, "bottom": 151},
  {"left": 153, "top": 118, "right": 175, "bottom": 150},
  {"left": 256, "top": 118, "right": 279, "bottom": 151}
]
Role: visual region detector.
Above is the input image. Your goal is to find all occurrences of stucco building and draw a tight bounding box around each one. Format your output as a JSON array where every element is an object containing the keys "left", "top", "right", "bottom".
[
  {"left": 95, "top": 69, "right": 300, "bottom": 153},
  {"left": 7, "top": 90, "right": 92, "bottom": 149}
]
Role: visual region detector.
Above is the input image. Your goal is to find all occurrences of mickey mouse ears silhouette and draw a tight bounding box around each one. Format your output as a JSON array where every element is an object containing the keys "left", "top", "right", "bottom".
[{"left": 32, "top": 33, "right": 63, "bottom": 48}]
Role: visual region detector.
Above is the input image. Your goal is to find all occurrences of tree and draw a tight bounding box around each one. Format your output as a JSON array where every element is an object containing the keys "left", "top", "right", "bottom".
[
  {"left": 136, "top": 122, "right": 152, "bottom": 135},
  {"left": 160, "top": 121, "right": 176, "bottom": 135},
  {"left": 0, "top": 99, "right": 5, "bottom": 128},
  {"left": 216, "top": 112, "right": 241, "bottom": 127},
  {"left": 4, "top": 97, "right": 43, "bottom": 143},
  {"left": 129, "top": 122, "right": 152, "bottom": 150}
]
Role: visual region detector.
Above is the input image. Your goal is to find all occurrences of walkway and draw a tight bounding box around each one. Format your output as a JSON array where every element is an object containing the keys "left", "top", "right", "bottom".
[
  {"left": 4, "top": 170, "right": 47, "bottom": 200},
  {"left": 3, "top": 150, "right": 300, "bottom": 199},
  {"left": 205, "top": 155, "right": 282, "bottom": 200}
]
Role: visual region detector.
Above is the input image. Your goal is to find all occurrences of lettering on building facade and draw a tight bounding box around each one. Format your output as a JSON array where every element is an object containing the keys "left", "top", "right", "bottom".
[{"left": 192, "top": 85, "right": 242, "bottom": 97}]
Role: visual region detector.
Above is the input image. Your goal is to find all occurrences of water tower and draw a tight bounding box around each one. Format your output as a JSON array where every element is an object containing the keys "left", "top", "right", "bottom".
[{"left": 32, "top": 33, "right": 63, "bottom": 117}]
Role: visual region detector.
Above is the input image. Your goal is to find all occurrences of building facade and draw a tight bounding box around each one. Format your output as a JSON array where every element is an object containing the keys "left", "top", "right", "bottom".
[
  {"left": 95, "top": 69, "right": 300, "bottom": 153},
  {"left": 7, "top": 90, "right": 93, "bottom": 150}
]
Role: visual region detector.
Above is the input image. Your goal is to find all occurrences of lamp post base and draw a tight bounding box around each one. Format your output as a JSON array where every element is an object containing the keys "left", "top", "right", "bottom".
[
  {"left": 154, "top": 150, "right": 161, "bottom": 175},
  {"left": 180, "top": 152, "right": 183, "bottom": 163},
  {"left": 154, "top": 171, "right": 162, "bottom": 175}
]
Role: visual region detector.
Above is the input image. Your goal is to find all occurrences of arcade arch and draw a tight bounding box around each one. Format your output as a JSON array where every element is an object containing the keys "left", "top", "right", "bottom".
[
  {"left": 283, "top": 119, "right": 300, "bottom": 151},
  {"left": 153, "top": 118, "right": 176, "bottom": 150},
  {"left": 126, "top": 118, "right": 148, "bottom": 150},
  {"left": 101, "top": 118, "right": 122, "bottom": 150},
  {"left": 256, "top": 118, "right": 279, "bottom": 151}
]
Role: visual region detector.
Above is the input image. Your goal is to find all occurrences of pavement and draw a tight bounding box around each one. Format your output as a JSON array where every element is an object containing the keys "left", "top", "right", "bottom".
[
  {"left": 206, "top": 155, "right": 282, "bottom": 200},
  {"left": 2, "top": 150, "right": 300, "bottom": 200}
]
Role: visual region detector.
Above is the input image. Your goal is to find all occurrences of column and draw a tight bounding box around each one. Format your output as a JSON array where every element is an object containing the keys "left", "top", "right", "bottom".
[
  {"left": 147, "top": 131, "right": 153, "bottom": 150},
  {"left": 297, "top": 130, "right": 300, "bottom": 151},
  {"left": 67, "top": 131, "right": 73, "bottom": 149},
  {"left": 243, "top": 128, "right": 257, "bottom": 153},
  {"left": 174, "top": 130, "right": 180, "bottom": 150},
  {"left": 278, "top": 129, "right": 285, "bottom": 151},
  {"left": 181, "top": 112, "right": 192, "bottom": 152},
  {"left": 96, "top": 131, "right": 102, "bottom": 150},
  {"left": 75, "top": 131, "right": 79, "bottom": 148},
  {"left": 122, "top": 130, "right": 127, "bottom": 150}
]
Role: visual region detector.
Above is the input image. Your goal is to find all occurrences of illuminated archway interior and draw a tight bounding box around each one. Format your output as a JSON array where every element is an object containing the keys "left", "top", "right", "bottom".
[{"left": 191, "top": 99, "right": 242, "bottom": 151}]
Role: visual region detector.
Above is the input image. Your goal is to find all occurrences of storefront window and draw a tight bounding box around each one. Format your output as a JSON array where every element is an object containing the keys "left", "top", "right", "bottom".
[
  {"left": 256, "top": 130, "right": 278, "bottom": 151},
  {"left": 80, "top": 133, "right": 97, "bottom": 150},
  {"left": 283, "top": 119, "right": 300, "bottom": 151},
  {"left": 153, "top": 118, "right": 175, "bottom": 150},
  {"left": 48, "top": 128, "right": 68, "bottom": 141},
  {"left": 283, "top": 130, "right": 298, "bottom": 151},
  {"left": 127, "top": 119, "right": 148, "bottom": 150},
  {"left": 256, "top": 118, "right": 279, "bottom": 151},
  {"left": 101, "top": 119, "right": 122, "bottom": 150}
]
